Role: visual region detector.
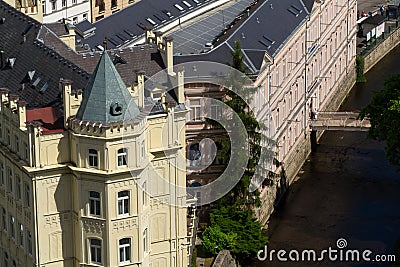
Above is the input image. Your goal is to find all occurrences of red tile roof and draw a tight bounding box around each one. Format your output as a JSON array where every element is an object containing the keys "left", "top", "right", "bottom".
[{"left": 26, "top": 107, "right": 64, "bottom": 134}]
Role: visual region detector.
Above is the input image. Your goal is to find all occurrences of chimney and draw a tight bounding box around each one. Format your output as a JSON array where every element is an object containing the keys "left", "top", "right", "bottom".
[
  {"left": 164, "top": 36, "right": 174, "bottom": 75},
  {"left": 132, "top": 70, "right": 145, "bottom": 109},
  {"left": 58, "top": 21, "right": 77, "bottom": 51},
  {"left": 9, "top": 94, "right": 18, "bottom": 111},
  {"left": 26, "top": 121, "right": 42, "bottom": 168},
  {"left": 60, "top": 79, "right": 82, "bottom": 128},
  {"left": 176, "top": 67, "right": 185, "bottom": 104},
  {"left": 154, "top": 31, "right": 163, "bottom": 48},
  {"left": 17, "top": 100, "right": 27, "bottom": 130},
  {"left": 0, "top": 88, "right": 9, "bottom": 105},
  {"left": 145, "top": 26, "right": 155, "bottom": 44}
]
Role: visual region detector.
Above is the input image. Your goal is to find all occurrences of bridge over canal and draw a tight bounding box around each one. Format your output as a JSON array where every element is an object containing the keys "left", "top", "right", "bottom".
[{"left": 309, "top": 111, "right": 371, "bottom": 131}]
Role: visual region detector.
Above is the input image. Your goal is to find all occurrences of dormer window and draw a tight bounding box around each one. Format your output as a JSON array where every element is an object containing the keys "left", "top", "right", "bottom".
[
  {"left": 88, "top": 149, "right": 98, "bottom": 168},
  {"left": 110, "top": 102, "right": 123, "bottom": 116},
  {"left": 6, "top": 58, "right": 16, "bottom": 69},
  {"left": 117, "top": 148, "right": 127, "bottom": 167}
]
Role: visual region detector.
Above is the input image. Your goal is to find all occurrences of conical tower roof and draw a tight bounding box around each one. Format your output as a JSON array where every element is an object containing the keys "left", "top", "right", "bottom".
[{"left": 76, "top": 52, "right": 140, "bottom": 123}]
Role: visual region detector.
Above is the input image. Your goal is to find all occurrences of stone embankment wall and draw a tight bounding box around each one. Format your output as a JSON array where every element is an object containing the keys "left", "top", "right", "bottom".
[{"left": 364, "top": 25, "right": 400, "bottom": 72}]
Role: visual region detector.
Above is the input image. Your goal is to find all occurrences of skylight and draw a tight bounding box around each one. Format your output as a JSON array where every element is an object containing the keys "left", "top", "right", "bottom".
[
  {"left": 32, "top": 76, "right": 42, "bottom": 87},
  {"left": 39, "top": 82, "right": 49, "bottom": 94},
  {"left": 174, "top": 4, "right": 184, "bottom": 12}
]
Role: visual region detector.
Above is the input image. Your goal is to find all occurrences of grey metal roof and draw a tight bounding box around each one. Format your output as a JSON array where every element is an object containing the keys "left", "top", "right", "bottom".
[
  {"left": 226, "top": 0, "right": 310, "bottom": 57},
  {"left": 175, "top": 0, "right": 314, "bottom": 73},
  {"left": 78, "top": 0, "right": 218, "bottom": 50},
  {"left": 76, "top": 52, "right": 140, "bottom": 123}
]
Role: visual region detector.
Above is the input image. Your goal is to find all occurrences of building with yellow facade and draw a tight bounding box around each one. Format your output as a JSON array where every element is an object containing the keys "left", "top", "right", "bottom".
[{"left": 0, "top": 1, "right": 195, "bottom": 266}]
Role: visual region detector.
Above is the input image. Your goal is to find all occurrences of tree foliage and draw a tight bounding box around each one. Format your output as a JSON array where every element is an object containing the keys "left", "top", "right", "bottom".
[
  {"left": 202, "top": 40, "right": 268, "bottom": 265},
  {"left": 360, "top": 74, "right": 400, "bottom": 168},
  {"left": 202, "top": 226, "right": 237, "bottom": 255}
]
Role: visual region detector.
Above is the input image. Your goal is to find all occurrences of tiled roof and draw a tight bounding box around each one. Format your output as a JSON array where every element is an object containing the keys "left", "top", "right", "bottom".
[
  {"left": 44, "top": 22, "right": 70, "bottom": 36},
  {"left": 0, "top": 0, "right": 167, "bottom": 113},
  {"left": 0, "top": 1, "right": 89, "bottom": 110},
  {"left": 38, "top": 24, "right": 166, "bottom": 85},
  {"left": 26, "top": 107, "right": 64, "bottom": 134},
  {"left": 76, "top": 52, "right": 140, "bottom": 123}
]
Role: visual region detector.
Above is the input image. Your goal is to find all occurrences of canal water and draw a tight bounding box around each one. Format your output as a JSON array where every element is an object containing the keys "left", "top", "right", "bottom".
[{"left": 254, "top": 46, "right": 400, "bottom": 267}]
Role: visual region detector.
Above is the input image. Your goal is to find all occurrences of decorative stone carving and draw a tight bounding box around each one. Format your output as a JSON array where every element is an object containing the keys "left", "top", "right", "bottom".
[{"left": 82, "top": 217, "right": 106, "bottom": 234}]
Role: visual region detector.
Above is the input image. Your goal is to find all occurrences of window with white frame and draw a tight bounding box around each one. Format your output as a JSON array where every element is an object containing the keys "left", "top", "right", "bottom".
[
  {"left": 62, "top": 0, "right": 66, "bottom": 7},
  {"left": 119, "top": 238, "right": 131, "bottom": 263},
  {"left": 9, "top": 215, "right": 15, "bottom": 239},
  {"left": 72, "top": 0, "right": 76, "bottom": 4},
  {"left": 51, "top": 0, "right": 56, "bottom": 11},
  {"left": 16, "top": 175, "right": 21, "bottom": 200},
  {"left": 19, "top": 223, "right": 23, "bottom": 247},
  {"left": 88, "top": 149, "right": 98, "bottom": 168},
  {"left": 189, "top": 99, "right": 201, "bottom": 121},
  {"left": 42, "top": 1, "right": 45, "bottom": 13},
  {"left": 142, "top": 182, "right": 147, "bottom": 206},
  {"left": 117, "top": 191, "right": 129, "bottom": 216},
  {"left": 210, "top": 102, "right": 222, "bottom": 120},
  {"left": 89, "top": 191, "right": 101, "bottom": 216},
  {"left": 117, "top": 148, "right": 127, "bottom": 167},
  {"left": 89, "top": 238, "right": 102, "bottom": 264}
]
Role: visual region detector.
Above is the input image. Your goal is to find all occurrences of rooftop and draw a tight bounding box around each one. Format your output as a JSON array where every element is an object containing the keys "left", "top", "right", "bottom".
[
  {"left": 75, "top": 0, "right": 220, "bottom": 50},
  {"left": 76, "top": 52, "right": 140, "bottom": 123},
  {"left": 0, "top": 0, "right": 169, "bottom": 131},
  {"left": 176, "top": 0, "right": 315, "bottom": 73}
]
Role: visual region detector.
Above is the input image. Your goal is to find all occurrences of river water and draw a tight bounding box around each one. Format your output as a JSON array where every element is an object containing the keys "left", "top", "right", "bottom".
[{"left": 254, "top": 46, "right": 400, "bottom": 266}]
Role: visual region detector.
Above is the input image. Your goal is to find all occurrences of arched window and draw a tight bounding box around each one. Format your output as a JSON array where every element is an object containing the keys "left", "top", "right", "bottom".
[
  {"left": 89, "top": 238, "right": 102, "bottom": 264},
  {"left": 88, "top": 149, "right": 98, "bottom": 168},
  {"left": 117, "top": 148, "right": 127, "bottom": 166}
]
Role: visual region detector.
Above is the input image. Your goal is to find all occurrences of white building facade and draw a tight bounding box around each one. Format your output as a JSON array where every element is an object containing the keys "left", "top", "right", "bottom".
[{"left": 42, "top": 0, "right": 91, "bottom": 23}]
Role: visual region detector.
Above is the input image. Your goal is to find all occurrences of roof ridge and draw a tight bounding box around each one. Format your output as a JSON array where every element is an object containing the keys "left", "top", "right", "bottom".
[{"left": 32, "top": 36, "right": 91, "bottom": 78}]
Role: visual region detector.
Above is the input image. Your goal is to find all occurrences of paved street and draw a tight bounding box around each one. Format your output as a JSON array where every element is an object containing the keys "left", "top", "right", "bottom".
[{"left": 358, "top": 0, "right": 388, "bottom": 13}]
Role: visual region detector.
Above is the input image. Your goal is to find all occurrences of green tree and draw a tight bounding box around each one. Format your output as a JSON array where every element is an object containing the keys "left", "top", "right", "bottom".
[
  {"left": 203, "top": 40, "right": 268, "bottom": 265},
  {"left": 360, "top": 74, "right": 400, "bottom": 168},
  {"left": 202, "top": 226, "right": 236, "bottom": 255}
]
